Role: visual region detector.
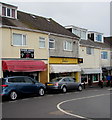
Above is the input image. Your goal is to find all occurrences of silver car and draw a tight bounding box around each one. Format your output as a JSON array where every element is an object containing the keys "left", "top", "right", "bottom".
[{"left": 45, "top": 77, "right": 82, "bottom": 93}]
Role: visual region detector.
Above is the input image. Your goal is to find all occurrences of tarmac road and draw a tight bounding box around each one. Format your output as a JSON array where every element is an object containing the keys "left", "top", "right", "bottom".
[{"left": 2, "top": 87, "right": 112, "bottom": 120}]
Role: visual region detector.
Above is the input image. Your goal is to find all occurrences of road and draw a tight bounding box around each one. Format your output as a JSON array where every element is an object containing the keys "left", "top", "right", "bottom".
[{"left": 1, "top": 87, "right": 112, "bottom": 120}]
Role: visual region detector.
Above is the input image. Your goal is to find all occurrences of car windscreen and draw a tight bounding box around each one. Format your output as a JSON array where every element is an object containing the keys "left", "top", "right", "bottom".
[{"left": 50, "top": 78, "right": 62, "bottom": 82}]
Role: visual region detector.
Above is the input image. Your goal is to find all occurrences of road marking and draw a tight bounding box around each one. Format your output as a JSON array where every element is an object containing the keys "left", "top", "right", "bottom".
[{"left": 57, "top": 93, "right": 111, "bottom": 120}]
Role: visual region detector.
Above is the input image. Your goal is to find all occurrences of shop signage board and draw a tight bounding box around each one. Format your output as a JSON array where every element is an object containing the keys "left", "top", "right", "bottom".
[{"left": 20, "top": 49, "right": 34, "bottom": 58}]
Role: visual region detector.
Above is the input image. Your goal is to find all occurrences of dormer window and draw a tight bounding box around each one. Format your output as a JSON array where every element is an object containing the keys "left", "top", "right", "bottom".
[
  {"left": 96, "top": 34, "right": 102, "bottom": 42},
  {"left": 1, "top": 2, "right": 17, "bottom": 19},
  {"left": 2, "top": 7, "right": 6, "bottom": 16},
  {"left": 2, "top": 6, "right": 16, "bottom": 18}
]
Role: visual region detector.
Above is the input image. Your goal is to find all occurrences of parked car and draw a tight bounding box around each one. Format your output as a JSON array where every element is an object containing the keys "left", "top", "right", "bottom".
[
  {"left": 0, "top": 76, "right": 46, "bottom": 100},
  {"left": 45, "top": 77, "right": 82, "bottom": 93}
]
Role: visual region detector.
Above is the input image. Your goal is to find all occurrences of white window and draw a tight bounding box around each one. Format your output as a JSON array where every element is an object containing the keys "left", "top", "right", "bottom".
[
  {"left": 81, "top": 31, "right": 86, "bottom": 40},
  {"left": 73, "top": 29, "right": 80, "bottom": 37},
  {"left": 39, "top": 37, "right": 45, "bottom": 48},
  {"left": 86, "top": 47, "right": 94, "bottom": 55},
  {"left": 96, "top": 34, "right": 102, "bottom": 42},
  {"left": 64, "top": 41, "right": 72, "bottom": 51},
  {"left": 101, "top": 51, "right": 108, "bottom": 59},
  {"left": 2, "top": 6, "right": 16, "bottom": 18},
  {"left": 13, "top": 33, "right": 26, "bottom": 46},
  {"left": 49, "top": 39, "right": 55, "bottom": 49}
]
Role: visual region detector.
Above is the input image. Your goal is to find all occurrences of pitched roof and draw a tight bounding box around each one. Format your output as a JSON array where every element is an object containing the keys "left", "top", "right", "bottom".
[
  {"left": 80, "top": 39, "right": 111, "bottom": 49},
  {"left": 1, "top": 11, "right": 79, "bottom": 38},
  {"left": 104, "top": 37, "right": 112, "bottom": 48}
]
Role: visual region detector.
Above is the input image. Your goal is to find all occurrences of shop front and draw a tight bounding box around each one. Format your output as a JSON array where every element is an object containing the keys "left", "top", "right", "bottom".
[
  {"left": 2, "top": 60, "right": 47, "bottom": 83},
  {"left": 49, "top": 57, "right": 81, "bottom": 82},
  {"left": 81, "top": 68, "right": 102, "bottom": 86}
]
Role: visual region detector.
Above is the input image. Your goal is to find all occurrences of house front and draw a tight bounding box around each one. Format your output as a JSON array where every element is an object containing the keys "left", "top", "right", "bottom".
[{"left": 65, "top": 25, "right": 103, "bottom": 86}]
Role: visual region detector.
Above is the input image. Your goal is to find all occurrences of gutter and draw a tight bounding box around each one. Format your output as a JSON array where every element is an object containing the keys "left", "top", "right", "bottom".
[{"left": 2, "top": 25, "right": 79, "bottom": 40}]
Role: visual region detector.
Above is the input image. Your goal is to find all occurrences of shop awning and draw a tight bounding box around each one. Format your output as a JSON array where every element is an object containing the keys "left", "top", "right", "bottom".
[
  {"left": 2, "top": 60, "right": 46, "bottom": 72},
  {"left": 82, "top": 68, "right": 102, "bottom": 74},
  {"left": 50, "top": 64, "right": 81, "bottom": 73}
]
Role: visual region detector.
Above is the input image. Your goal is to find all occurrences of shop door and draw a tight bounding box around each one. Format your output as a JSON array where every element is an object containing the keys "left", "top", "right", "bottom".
[{"left": 88, "top": 74, "right": 93, "bottom": 86}]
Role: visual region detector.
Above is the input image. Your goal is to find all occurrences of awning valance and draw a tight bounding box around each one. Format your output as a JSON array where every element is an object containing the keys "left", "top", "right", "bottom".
[
  {"left": 2, "top": 60, "right": 46, "bottom": 72},
  {"left": 50, "top": 64, "right": 81, "bottom": 73},
  {"left": 82, "top": 68, "right": 102, "bottom": 74}
]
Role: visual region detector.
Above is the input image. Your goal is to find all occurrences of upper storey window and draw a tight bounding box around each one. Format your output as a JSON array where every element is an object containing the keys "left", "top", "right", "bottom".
[
  {"left": 2, "top": 6, "right": 16, "bottom": 18},
  {"left": 96, "top": 34, "right": 102, "bottom": 42}
]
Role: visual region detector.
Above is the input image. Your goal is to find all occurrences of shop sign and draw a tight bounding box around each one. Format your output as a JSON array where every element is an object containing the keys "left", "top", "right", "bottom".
[
  {"left": 78, "top": 58, "right": 83, "bottom": 63},
  {"left": 49, "top": 57, "right": 78, "bottom": 64},
  {"left": 20, "top": 49, "right": 34, "bottom": 58}
]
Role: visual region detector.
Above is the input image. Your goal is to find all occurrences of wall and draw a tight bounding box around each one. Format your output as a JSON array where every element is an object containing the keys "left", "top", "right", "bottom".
[
  {"left": 100, "top": 49, "right": 111, "bottom": 67},
  {"left": 2, "top": 28, "right": 49, "bottom": 61},
  {"left": 79, "top": 46, "right": 101, "bottom": 69},
  {"left": 49, "top": 35, "right": 79, "bottom": 58}
]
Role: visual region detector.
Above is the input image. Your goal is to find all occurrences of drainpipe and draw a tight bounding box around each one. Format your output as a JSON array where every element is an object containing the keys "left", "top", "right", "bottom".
[{"left": 47, "top": 33, "right": 50, "bottom": 82}]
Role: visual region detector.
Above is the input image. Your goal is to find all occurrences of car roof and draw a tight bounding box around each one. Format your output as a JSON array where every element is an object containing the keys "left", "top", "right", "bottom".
[{"left": 4, "top": 76, "right": 28, "bottom": 79}]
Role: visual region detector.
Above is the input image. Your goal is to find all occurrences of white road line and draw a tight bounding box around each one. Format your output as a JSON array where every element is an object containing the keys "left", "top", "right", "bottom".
[{"left": 57, "top": 93, "right": 111, "bottom": 120}]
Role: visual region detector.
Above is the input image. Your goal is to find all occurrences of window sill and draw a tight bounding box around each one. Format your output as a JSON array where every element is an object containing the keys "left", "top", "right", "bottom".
[{"left": 11, "top": 45, "right": 27, "bottom": 47}]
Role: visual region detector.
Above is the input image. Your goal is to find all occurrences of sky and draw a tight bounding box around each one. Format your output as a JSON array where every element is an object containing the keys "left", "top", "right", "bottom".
[{"left": 1, "top": 0, "right": 111, "bottom": 36}]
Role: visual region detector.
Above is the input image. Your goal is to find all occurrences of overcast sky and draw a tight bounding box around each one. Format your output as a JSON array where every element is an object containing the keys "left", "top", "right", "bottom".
[{"left": 1, "top": 0, "right": 111, "bottom": 36}]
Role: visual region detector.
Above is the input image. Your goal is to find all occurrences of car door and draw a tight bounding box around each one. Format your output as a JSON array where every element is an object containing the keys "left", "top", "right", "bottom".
[
  {"left": 69, "top": 77, "right": 78, "bottom": 89},
  {"left": 63, "top": 77, "right": 72, "bottom": 90},
  {"left": 24, "top": 77, "right": 38, "bottom": 94}
]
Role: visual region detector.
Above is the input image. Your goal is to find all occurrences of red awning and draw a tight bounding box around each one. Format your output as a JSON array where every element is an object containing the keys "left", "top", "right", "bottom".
[{"left": 2, "top": 60, "right": 47, "bottom": 72}]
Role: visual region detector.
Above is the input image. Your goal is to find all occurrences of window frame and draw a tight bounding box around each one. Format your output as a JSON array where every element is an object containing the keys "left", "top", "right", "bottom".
[
  {"left": 63, "top": 41, "right": 72, "bottom": 51},
  {"left": 39, "top": 37, "right": 46, "bottom": 48},
  {"left": 101, "top": 51, "right": 108, "bottom": 59},
  {"left": 95, "top": 34, "right": 103, "bottom": 42},
  {"left": 86, "top": 47, "right": 94, "bottom": 55},
  {"left": 12, "top": 33, "right": 27, "bottom": 46},
  {"left": 49, "top": 39, "right": 55, "bottom": 49},
  {"left": 2, "top": 6, "right": 16, "bottom": 18}
]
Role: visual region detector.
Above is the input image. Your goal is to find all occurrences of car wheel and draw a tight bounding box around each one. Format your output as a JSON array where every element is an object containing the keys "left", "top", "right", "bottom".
[
  {"left": 62, "top": 86, "right": 67, "bottom": 93},
  {"left": 10, "top": 91, "right": 18, "bottom": 100},
  {"left": 78, "top": 85, "right": 82, "bottom": 91},
  {"left": 38, "top": 88, "right": 45, "bottom": 96}
]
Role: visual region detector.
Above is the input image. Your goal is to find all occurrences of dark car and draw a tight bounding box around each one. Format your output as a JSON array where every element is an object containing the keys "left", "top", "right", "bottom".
[
  {"left": 0, "top": 76, "right": 46, "bottom": 100},
  {"left": 45, "top": 77, "right": 82, "bottom": 93}
]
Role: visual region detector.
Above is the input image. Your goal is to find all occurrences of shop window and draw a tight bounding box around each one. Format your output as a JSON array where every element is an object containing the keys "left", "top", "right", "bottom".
[
  {"left": 81, "top": 75, "right": 87, "bottom": 83},
  {"left": 93, "top": 74, "right": 99, "bottom": 82},
  {"left": 39, "top": 37, "right": 45, "bottom": 48},
  {"left": 12, "top": 33, "right": 26, "bottom": 46}
]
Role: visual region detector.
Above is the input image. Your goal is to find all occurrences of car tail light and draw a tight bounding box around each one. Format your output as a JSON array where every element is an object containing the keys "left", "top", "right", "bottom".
[
  {"left": 0, "top": 85, "right": 8, "bottom": 87},
  {"left": 54, "top": 82, "right": 58, "bottom": 86}
]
